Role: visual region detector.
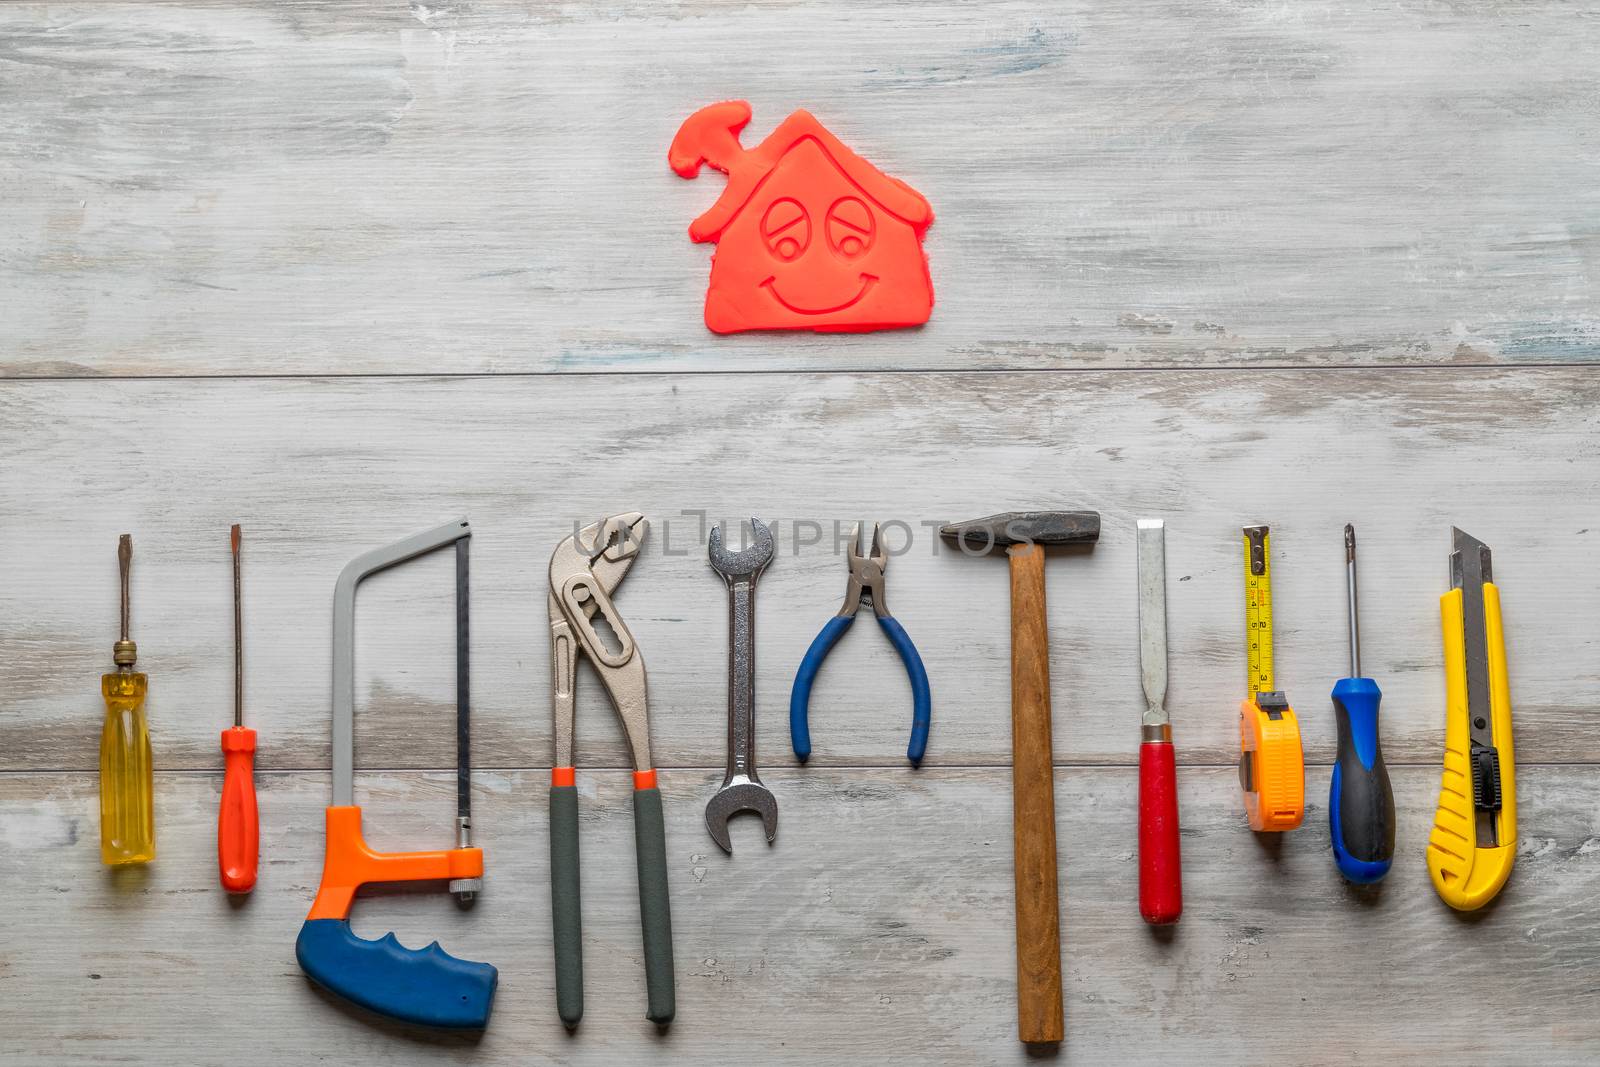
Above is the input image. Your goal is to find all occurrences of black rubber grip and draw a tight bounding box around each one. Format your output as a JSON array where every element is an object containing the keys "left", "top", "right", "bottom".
[
  {"left": 550, "top": 784, "right": 583, "bottom": 1028},
  {"left": 632, "top": 786, "right": 676, "bottom": 1026}
]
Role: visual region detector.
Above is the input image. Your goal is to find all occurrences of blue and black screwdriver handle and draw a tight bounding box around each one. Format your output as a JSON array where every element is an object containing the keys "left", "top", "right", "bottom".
[
  {"left": 1330, "top": 524, "right": 1395, "bottom": 884},
  {"left": 791, "top": 523, "right": 931, "bottom": 766}
]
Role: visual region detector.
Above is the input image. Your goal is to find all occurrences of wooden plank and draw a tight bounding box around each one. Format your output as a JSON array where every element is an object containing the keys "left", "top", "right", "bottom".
[
  {"left": 1, "top": 368, "right": 1594, "bottom": 772},
  {"left": 2, "top": 765, "right": 1594, "bottom": 1064},
  {"left": 3, "top": 0, "right": 1598, "bottom": 376}
]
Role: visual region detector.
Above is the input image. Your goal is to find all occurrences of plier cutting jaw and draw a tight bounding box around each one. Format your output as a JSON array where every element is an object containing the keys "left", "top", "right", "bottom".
[
  {"left": 789, "top": 523, "right": 932, "bottom": 767},
  {"left": 548, "top": 513, "right": 675, "bottom": 1029}
]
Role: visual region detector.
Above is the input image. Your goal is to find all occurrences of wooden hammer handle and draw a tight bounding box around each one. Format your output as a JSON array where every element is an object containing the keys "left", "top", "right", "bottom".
[{"left": 1007, "top": 542, "right": 1064, "bottom": 1044}]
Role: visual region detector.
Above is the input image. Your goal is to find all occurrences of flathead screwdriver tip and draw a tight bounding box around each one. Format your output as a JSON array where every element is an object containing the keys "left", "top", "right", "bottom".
[
  {"left": 231, "top": 523, "right": 241, "bottom": 553},
  {"left": 1344, "top": 523, "right": 1356, "bottom": 561}
]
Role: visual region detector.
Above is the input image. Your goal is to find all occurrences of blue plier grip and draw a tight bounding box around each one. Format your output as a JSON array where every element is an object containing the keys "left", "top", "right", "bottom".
[
  {"left": 877, "top": 615, "right": 931, "bottom": 766},
  {"left": 790, "top": 615, "right": 854, "bottom": 764},
  {"left": 789, "top": 613, "right": 932, "bottom": 767}
]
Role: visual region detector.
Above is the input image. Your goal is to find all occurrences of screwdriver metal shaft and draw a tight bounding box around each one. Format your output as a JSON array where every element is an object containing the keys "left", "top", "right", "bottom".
[
  {"left": 1345, "top": 524, "right": 1361, "bottom": 678},
  {"left": 234, "top": 525, "right": 243, "bottom": 727}
]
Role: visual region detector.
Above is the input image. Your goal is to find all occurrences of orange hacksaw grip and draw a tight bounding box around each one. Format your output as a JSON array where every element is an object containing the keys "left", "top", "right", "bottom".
[
  {"left": 670, "top": 101, "right": 934, "bottom": 335},
  {"left": 295, "top": 519, "right": 497, "bottom": 1030},
  {"left": 305, "top": 806, "right": 484, "bottom": 922}
]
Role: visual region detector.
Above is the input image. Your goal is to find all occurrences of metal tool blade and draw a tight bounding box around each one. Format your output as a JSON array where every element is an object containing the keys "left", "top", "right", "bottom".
[
  {"left": 232, "top": 525, "right": 243, "bottom": 727},
  {"left": 452, "top": 536, "right": 481, "bottom": 901},
  {"left": 457, "top": 538, "right": 471, "bottom": 822},
  {"left": 1344, "top": 524, "right": 1360, "bottom": 679},
  {"left": 1451, "top": 527, "right": 1498, "bottom": 846},
  {"left": 1136, "top": 520, "right": 1169, "bottom": 732}
]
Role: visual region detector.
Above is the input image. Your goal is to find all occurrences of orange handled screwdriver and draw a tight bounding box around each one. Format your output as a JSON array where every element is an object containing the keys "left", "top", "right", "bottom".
[{"left": 219, "top": 523, "right": 259, "bottom": 893}]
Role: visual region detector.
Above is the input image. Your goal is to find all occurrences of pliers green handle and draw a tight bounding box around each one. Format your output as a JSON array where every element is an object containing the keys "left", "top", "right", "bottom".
[{"left": 790, "top": 523, "right": 932, "bottom": 767}]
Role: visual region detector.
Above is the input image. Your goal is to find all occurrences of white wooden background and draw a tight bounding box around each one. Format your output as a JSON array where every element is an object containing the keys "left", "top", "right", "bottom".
[{"left": 1, "top": 2, "right": 1597, "bottom": 1064}]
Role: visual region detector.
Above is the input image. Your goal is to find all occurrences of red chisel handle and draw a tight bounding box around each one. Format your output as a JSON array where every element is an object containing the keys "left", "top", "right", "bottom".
[
  {"left": 219, "top": 725, "right": 259, "bottom": 893},
  {"left": 1138, "top": 739, "right": 1182, "bottom": 925}
]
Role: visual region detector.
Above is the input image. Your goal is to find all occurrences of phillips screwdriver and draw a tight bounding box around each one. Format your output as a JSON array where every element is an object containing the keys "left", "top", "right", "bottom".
[
  {"left": 219, "top": 524, "right": 259, "bottom": 893},
  {"left": 101, "top": 534, "right": 155, "bottom": 865},
  {"left": 1329, "top": 524, "right": 1394, "bottom": 883}
]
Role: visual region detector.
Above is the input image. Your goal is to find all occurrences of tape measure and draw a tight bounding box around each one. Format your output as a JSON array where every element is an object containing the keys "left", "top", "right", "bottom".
[
  {"left": 1238, "top": 526, "right": 1304, "bottom": 832},
  {"left": 1244, "top": 526, "right": 1275, "bottom": 696}
]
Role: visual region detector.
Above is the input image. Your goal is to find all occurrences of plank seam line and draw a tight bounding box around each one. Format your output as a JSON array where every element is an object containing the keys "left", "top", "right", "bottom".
[{"left": 0, "top": 360, "right": 1594, "bottom": 384}]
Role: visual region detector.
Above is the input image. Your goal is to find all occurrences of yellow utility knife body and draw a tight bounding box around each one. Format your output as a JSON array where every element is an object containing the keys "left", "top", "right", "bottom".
[{"left": 1427, "top": 528, "right": 1516, "bottom": 910}]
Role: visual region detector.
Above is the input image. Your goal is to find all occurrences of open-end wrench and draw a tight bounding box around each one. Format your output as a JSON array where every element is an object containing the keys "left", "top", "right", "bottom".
[{"left": 705, "top": 518, "right": 778, "bottom": 853}]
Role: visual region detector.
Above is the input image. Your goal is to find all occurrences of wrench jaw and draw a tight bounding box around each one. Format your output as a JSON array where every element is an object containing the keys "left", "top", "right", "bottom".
[
  {"left": 704, "top": 779, "right": 779, "bottom": 855},
  {"left": 707, "top": 518, "right": 776, "bottom": 579}
]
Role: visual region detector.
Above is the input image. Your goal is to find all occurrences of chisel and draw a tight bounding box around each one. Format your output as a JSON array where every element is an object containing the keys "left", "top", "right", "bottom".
[{"left": 1136, "top": 520, "right": 1181, "bottom": 924}]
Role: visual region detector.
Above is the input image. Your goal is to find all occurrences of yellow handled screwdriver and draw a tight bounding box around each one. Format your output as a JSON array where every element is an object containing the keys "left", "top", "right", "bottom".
[{"left": 101, "top": 534, "right": 155, "bottom": 865}]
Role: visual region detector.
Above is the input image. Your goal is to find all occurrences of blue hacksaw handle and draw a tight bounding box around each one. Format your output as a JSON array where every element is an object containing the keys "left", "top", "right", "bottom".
[{"left": 296, "top": 918, "right": 498, "bottom": 1029}]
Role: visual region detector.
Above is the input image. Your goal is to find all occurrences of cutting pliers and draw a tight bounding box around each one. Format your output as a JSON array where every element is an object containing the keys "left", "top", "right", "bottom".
[
  {"left": 548, "top": 513, "right": 674, "bottom": 1028},
  {"left": 790, "top": 523, "right": 932, "bottom": 767}
]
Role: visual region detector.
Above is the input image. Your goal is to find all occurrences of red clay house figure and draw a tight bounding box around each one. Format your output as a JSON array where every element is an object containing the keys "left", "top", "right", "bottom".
[{"left": 669, "top": 101, "right": 934, "bottom": 334}]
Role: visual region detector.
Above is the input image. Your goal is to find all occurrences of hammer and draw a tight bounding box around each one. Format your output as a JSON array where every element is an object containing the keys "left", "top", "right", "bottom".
[{"left": 941, "top": 510, "right": 1101, "bottom": 1046}]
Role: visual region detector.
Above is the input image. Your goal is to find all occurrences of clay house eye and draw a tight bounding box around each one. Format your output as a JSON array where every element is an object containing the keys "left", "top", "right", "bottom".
[
  {"left": 761, "top": 198, "right": 810, "bottom": 261},
  {"left": 826, "top": 197, "right": 875, "bottom": 258}
]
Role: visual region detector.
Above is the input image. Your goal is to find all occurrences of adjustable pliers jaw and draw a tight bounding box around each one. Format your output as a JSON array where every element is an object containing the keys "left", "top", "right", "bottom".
[{"left": 549, "top": 513, "right": 652, "bottom": 772}]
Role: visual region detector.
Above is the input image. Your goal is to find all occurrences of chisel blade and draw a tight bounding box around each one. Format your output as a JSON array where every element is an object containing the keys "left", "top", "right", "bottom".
[{"left": 1136, "top": 520, "right": 1168, "bottom": 727}]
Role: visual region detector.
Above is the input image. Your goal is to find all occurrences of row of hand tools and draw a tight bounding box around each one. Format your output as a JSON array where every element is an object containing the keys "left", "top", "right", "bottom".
[
  {"left": 93, "top": 511, "right": 1516, "bottom": 1045},
  {"left": 998, "top": 513, "right": 1516, "bottom": 1045}
]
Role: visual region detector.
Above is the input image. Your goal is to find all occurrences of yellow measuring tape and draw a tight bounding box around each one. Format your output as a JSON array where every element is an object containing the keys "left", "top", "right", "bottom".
[
  {"left": 1238, "top": 524, "right": 1302, "bottom": 832},
  {"left": 1243, "top": 526, "right": 1274, "bottom": 695}
]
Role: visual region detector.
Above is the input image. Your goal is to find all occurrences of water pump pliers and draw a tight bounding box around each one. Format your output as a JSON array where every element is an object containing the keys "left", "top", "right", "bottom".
[{"left": 548, "top": 513, "right": 674, "bottom": 1029}]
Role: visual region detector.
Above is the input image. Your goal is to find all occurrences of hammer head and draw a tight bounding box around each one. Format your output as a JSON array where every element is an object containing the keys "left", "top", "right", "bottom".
[{"left": 940, "top": 511, "right": 1101, "bottom": 554}]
